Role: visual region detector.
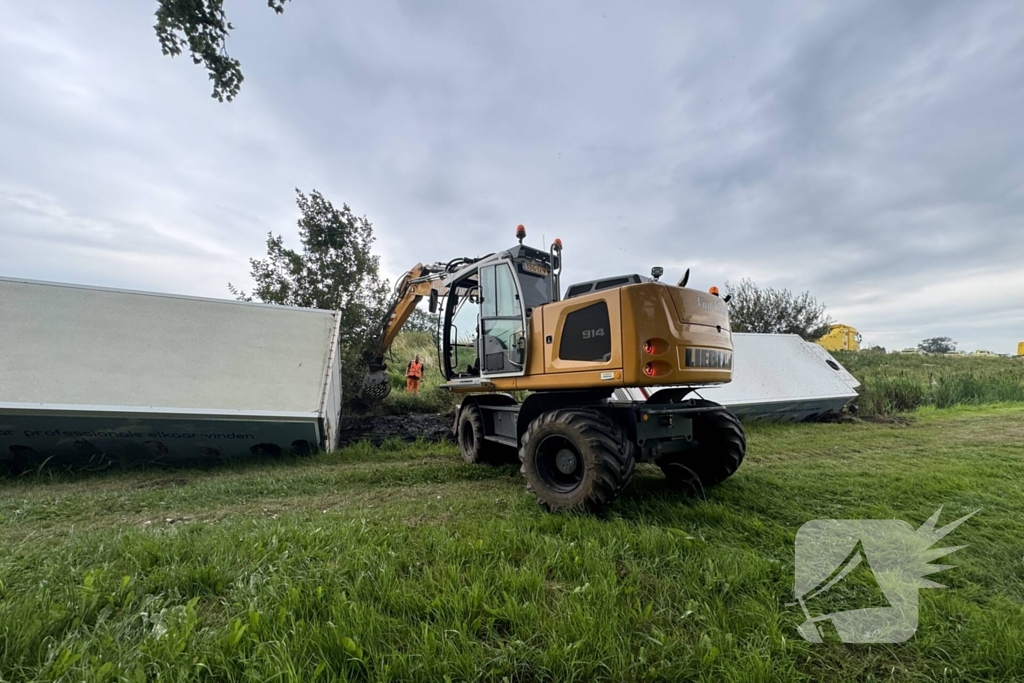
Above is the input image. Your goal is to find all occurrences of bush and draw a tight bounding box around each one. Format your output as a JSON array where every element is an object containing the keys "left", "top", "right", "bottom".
[
  {"left": 840, "top": 352, "right": 1024, "bottom": 416},
  {"left": 933, "top": 372, "right": 1024, "bottom": 409},
  {"left": 933, "top": 372, "right": 985, "bottom": 409},
  {"left": 989, "top": 374, "right": 1024, "bottom": 403},
  {"left": 724, "top": 279, "right": 831, "bottom": 340},
  {"left": 862, "top": 374, "right": 929, "bottom": 415}
]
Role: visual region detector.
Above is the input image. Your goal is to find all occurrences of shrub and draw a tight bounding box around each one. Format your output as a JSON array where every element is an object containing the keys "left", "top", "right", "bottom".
[
  {"left": 988, "top": 374, "right": 1024, "bottom": 403},
  {"left": 842, "top": 352, "right": 1024, "bottom": 416},
  {"left": 932, "top": 372, "right": 985, "bottom": 409},
  {"left": 933, "top": 371, "right": 1024, "bottom": 408},
  {"left": 862, "top": 374, "right": 928, "bottom": 415}
]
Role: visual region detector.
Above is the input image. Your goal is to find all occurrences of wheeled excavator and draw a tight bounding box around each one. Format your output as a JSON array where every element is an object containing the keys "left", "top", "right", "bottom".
[{"left": 360, "top": 225, "right": 745, "bottom": 511}]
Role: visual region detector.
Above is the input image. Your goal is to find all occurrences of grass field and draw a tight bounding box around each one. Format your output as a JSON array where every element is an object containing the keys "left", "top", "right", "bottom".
[
  {"left": 2, "top": 404, "right": 1023, "bottom": 681},
  {"left": 834, "top": 351, "right": 1024, "bottom": 415}
]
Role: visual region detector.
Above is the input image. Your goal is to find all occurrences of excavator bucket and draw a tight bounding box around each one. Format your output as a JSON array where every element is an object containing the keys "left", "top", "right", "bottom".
[{"left": 359, "top": 366, "right": 392, "bottom": 403}]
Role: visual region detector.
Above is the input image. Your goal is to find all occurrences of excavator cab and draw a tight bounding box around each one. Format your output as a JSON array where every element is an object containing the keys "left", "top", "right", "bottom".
[{"left": 440, "top": 242, "right": 561, "bottom": 383}]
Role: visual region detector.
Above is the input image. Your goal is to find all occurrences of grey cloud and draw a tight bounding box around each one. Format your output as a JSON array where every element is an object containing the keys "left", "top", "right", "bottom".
[{"left": 0, "top": 0, "right": 1021, "bottom": 352}]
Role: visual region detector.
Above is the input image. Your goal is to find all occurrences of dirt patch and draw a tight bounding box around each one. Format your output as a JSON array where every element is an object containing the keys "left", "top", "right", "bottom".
[{"left": 338, "top": 413, "right": 455, "bottom": 447}]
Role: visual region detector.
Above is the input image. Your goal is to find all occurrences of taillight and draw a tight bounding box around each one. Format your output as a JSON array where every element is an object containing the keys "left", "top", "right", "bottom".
[
  {"left": 644, "top": 362, "right": 656, "bottom": 377},
  {"left": 643, "top": 338, "right": 667, "bottom": 355}
]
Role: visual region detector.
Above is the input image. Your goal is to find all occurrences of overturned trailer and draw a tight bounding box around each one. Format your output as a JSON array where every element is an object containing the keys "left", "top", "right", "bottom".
[
  {"left": 613, "top": 333, "right": 860, "bottom": 422},
  {"left": 0, "top": 277, "right": 342, "bottom": 470}
]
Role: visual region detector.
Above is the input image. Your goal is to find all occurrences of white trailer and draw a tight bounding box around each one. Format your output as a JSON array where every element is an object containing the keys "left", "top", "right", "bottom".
[
  {"left": 0, "top": 277, "right": 342, "bottom": 469},
  {"left": 614, "top": 333, "right": 860, "bottom": 422}
]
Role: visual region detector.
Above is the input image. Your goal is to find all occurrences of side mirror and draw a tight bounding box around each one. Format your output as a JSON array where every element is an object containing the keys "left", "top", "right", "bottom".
[{"left": 429, "top": 289, "right": 439, "bottom": 313}]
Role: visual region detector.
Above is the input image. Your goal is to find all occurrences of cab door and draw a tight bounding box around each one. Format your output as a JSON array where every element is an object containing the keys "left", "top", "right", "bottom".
[{"left": 479, "top": 261, "right": 527, "bottom": 377}]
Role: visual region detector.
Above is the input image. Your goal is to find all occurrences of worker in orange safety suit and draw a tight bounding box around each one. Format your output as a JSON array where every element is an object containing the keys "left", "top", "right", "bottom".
[{"left": 406, "top": 354, "right": 424, "bottom": 393}]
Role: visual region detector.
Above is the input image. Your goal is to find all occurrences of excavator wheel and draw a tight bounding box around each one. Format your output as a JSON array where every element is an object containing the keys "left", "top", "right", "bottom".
[
  {"left": 657, "top": 400, "right": 745, "bottom": 492},
  {"left": 457, "top": 403, "right": 487, "bottom": 464},
  {"left": 519, "top": 408, "right": 636, "bottom": 512},
  {"left": 457, "top": 403, "right": 515, "bottom": 465}
]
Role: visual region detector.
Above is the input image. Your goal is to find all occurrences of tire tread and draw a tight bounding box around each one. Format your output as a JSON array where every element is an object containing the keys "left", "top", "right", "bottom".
[
  {"left": 520, "top": 408, "right": 636, "bottom": 512},
  {"left": 657, "top": 399, "right": 745, "bottom": 490}
]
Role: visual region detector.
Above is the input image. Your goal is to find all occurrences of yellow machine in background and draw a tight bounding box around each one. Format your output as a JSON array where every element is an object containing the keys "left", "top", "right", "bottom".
[
  {"left": 817, "top": 324, "right": 862, "bottom": 351},
  {"left": 360, "top": 226, "right": 745, "bottom": 512},
  {"left": 1017, "top": 342, "right": 1024, "bottom": 357}
]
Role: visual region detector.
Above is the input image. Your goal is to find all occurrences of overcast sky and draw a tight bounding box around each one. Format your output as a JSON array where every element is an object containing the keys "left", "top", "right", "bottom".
[{"left": 1, "top": 0, "right": 1022, "bottom": 352}]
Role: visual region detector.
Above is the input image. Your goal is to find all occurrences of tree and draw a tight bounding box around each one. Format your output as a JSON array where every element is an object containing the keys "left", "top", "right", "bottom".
[
  {"left": 154, "top": 0, "right": 290, "bottom": 102},
  {"left": 229, "top": 189, "right": 391, "bottom": 401},
  {"left": 404, "top": 308, "right": 438, "bottom": 335},
  {"left": 724, "top": 279, "right": 832, "bottom": 341},
  {"left": 918, "top": 337, "right": 957, "bottom": 354}
]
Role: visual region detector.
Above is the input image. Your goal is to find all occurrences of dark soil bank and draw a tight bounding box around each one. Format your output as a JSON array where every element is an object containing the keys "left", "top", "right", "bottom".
[{"left": 337, "top": 413, "right": 455, "bottom": 447}]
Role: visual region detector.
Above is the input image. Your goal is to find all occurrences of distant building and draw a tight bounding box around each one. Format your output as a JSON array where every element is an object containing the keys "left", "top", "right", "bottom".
[{"left": 817, "top": 324, "right": 862, "bottom": 352}]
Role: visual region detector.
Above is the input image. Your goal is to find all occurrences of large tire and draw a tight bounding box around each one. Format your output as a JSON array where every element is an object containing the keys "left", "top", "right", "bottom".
[
  {"left": 457, "top": 403, "right": 488, "bottom": 464},
  {"left": 456, "top": 403, "right": 517, "bottom": 465},
  {"left": 658, "top": 400, "right": 745, "bottom": 491},
  {"left": 519, "top": 408, "right": 636, "bottom": 512}
]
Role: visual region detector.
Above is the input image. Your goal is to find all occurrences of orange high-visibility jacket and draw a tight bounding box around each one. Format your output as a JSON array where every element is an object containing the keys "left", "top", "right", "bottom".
[{"left": 407, "top": 360, "right": 424, "bottom": 379}]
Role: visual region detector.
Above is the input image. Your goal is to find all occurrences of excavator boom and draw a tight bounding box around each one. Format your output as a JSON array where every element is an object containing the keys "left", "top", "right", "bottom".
[{"left": 358, "top": 261, "right": 454, "bottom": 402}]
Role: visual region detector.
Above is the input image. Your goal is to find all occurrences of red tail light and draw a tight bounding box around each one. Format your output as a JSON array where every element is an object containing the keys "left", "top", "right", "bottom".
[
  {"left": 643, "top": 362, "right": 656, "bottom": 377},
  {"left": 643, "top": 338, "right": 667, "bottom": 355}
]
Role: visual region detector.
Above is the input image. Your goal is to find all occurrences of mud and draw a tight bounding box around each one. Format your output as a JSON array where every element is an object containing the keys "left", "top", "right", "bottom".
[{"left": 337, "top": 413, "right": 456, "bottom": 447}]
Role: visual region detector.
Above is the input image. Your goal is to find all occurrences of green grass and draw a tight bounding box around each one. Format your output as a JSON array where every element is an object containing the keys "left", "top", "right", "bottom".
[
  {"left": 370, "top": 331, "right": 459, "bottom": 415},
  {"left": 2, "top": 404, "right": 1024, "bottom": 681},
  {"left": 835, "top": 351, "right": 1024, "bottom": 415}
]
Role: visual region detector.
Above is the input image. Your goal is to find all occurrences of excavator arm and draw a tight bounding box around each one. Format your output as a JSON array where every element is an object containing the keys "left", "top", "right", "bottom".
[{"left": 358, "top": 263, "right": 449, "bottom": 403}]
